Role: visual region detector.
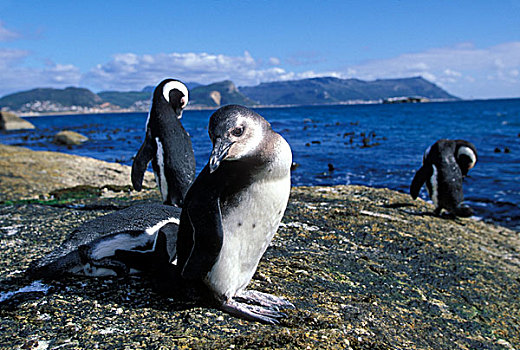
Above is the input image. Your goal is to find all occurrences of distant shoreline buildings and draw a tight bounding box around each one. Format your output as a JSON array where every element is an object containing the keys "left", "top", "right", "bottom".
[{"left": 0, "top": 76, "right": 459, "bottom": 115}]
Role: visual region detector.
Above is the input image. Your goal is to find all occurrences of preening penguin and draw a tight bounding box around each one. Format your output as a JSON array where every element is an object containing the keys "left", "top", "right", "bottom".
[
  {"left": 410, "top": 139, "right": 477, "bottom": 217},
  {"left": 175, "top": 105, "right": 294, "bottom": 324},
  {"left": 455, "top": 140, "right": 478, "bottom": 176},
  {"left": 131, "top": 79, "right": 196, "bottom": 207},
  {"left": 27, "top": 204, "right": 181, "bottom": 279}
]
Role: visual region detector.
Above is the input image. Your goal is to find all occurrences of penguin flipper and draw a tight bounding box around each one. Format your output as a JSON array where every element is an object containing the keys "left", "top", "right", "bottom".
[
  {"left": 114, "top": 228, "right": 173, "bottom": 271},
  {"left": 131, "top": 136, "right": 155, "bottom": 191},
  {"left": 89, "top": 257, "right": 130, "bottom": 276},
  {"left": 181, "top": 197, "right": 224, "bottom": 280},
  {"left": 410, "top": 165, "right": 432, "bottom": 200}
]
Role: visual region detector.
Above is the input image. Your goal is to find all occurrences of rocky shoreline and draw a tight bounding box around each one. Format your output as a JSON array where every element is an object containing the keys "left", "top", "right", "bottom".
[
  {"left": 0, "top": 144, "right": 518, "bottom": 349},
  {"left": 0, "top": 144, "right": 156, "bottom": 203}
]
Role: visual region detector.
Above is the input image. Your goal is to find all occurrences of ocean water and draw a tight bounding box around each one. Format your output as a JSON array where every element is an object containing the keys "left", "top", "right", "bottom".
[{"left": 1, "top": 99, "right": 519, "bottom": 231}]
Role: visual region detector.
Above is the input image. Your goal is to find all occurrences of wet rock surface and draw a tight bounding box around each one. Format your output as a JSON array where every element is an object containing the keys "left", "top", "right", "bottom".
[{"left": 0, "top": 146, "right": 519, "bottom": 349}]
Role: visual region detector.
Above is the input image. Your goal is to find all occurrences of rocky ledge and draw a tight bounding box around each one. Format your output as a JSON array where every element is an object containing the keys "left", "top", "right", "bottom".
[
  {"left": 0, "top": 144, "right": 156, "bottom": 203},
  {"left": 0, "top": 145, "right": 518, "bottom": 349}
]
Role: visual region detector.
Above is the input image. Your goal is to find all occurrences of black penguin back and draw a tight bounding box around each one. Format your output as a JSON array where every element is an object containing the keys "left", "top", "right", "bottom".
[
  {"left": 148, "top": 87, "right": 196, "bottom": 206},
  {"left": 426, "top": 139, "right": 465, "bottom": 213}
]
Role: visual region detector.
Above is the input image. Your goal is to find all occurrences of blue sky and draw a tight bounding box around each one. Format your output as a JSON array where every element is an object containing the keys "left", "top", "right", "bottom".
[{"left": 1, "top": 0, "right": 519, "bottom": 99}]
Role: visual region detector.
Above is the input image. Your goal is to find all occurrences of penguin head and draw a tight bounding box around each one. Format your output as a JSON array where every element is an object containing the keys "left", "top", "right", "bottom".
[
  {"left": 455, "top": 140, "right": 477, "bottom": 176},
  {"left": 155, "top": 79, "right": 189, "bottom": 118},
  {"left": 207, "top": 105, "right": 269, "bottom": 173}
]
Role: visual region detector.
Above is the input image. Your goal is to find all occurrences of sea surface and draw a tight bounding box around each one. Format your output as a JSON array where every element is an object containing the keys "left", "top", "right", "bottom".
[{"left": 1, "top": 99, "right": 519, "bottom": 231}]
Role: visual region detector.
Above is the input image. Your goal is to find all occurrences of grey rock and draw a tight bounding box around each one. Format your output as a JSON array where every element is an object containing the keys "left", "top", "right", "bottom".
[
  {"left": 0, "top": 144, "right": 156, "bottom": 202},
  {"left": 0, "top": 111, "right": 35, "bottom": 131},
  {"left": 53, "top": 130, "right": 88, "bottom": 145}
]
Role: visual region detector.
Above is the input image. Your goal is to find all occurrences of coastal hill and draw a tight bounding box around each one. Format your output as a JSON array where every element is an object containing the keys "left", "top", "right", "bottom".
[
  {"left": 239, "top": 76, "right": 458, "bottom": 105},
  {"left": 0, "top": 87, "right": 105, "bottom": 113},
  {"left": 0, "top": 76, "right": 459, "bottom": 114},
  {"left": 0, "top": 145, "right": 518, "bottom": 349},
  {"left": 99, "top": 82, "right": 205, "bottom": 109},
  {"left": 189, "top": 80, "right": 256, "bottom": 107},
  {"left": 97, "top": 90, "right": 150, "bottom": 109},
  {"left": 98, "top": 80, "right": 255, "bottom": 110}
]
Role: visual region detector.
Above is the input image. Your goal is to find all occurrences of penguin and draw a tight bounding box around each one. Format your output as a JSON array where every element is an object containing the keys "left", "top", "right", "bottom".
[
  {"left": 175, "top": 105, "right": 294, "bottom": 324},
  {"left": 131, "top": 79, "right": 195, "bottom": 207},
  {"left": 27, "top": 203, "right": 181, "bottom": 279},
  {"left": 410, "top": 139, "right": 478, "bottom": 217}
]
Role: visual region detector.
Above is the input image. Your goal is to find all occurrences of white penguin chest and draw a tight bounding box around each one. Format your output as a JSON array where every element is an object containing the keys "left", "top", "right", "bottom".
[
  {"left": 429, "top": 164, "right": 439, "bottom": 206},
  {"left": 154, "top": 137, "right": 168, "bottom": 202},
  {"left": 206, "top": 173, "right": 291, "bottom": 299}
]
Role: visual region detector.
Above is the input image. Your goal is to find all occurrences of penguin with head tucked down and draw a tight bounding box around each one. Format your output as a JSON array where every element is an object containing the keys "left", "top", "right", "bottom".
[
  {"left": 27, "top": 203, "right": 181, "bottom": 279},
  {"left": 175, "top": 105, "right": 294, "bottom": 324},
  {"left": 131, "top": 79, "right": 195, "bottom": 207},
  {"left": 410, "top": 139, "right": 477, "bottom": 217}
]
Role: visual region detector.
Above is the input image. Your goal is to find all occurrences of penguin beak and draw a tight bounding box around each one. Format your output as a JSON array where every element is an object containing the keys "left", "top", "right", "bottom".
[{"left": 209, "top": 137, "right": 234, "bottom": 173}]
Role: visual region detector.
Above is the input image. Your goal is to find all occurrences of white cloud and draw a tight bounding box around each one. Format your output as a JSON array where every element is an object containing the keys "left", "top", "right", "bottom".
[
  {"left": 83, "top": 51, "right": 259, "bottom": 90},
  {"left": 0, "top": 48, "right": 81, "bottom": 96},
  {"left": 443, "top": 69, "right": 462, "bottom": 77},
  {"left": 339, "top": 42, "right": 520, "bottom": 98},
  {"left": 0, "top": 48, "right": 28, "bottom": 68},
  {"left": 1, "top": 42, "right": 519, "bottom": 99},
  {"left": 268, "top": 57, "right": 281, "bottom": 65},
  {"left": 0, "top": 21, "right": 19, "bottom": 42},
  {"left": 1, "top": 49, "right": 310, "bottom": 96},
  {"left": 82, "top": 51, "right": 330, "bottom": 91}
]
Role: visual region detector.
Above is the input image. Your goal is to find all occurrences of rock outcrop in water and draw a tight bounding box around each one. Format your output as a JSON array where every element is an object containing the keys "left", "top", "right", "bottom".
[
  {"left": 53, "top": 130, "right": 89, "bottom": 146},
  {"left": 0, "top": 145, "right": 518, "bottom": 349},
  {"left": 0, "top": 111, "right": 35, "bottom": 130}
]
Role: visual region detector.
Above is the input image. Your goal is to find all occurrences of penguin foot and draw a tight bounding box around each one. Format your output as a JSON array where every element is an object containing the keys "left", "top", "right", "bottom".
[
  {"left": 454, "top": 204, "right": 474, "bottom": 217},
  {"left": 235, "top": 290, "right": 294, "bottom": 310},
  {"left": 220, "top": 298, "right": 287, "bottom": 324}
]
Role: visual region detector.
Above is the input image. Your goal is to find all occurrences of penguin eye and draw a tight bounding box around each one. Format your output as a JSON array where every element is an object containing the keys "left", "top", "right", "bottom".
[{"left": 231, "top": 126, "right": 244, "bottom": 137}]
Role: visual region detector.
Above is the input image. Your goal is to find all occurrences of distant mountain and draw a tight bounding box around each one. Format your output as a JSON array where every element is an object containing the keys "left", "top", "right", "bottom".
[
  {"left": 0, "top": 76, "right": 460, "bottom": 114},
  {"left": 97, "top": 90, "right": 151, "bottom": 108},
  {"left": 141, "top": 81, "right": 202, "bottom": 93},
  {"left": 239, "top": 76, "right": 459, "bottom": 105},
  {"left": 103, "top": 80, "right": 254, "bottom": 109},
  {"left": 0, "top": 87, "right": 103, "bottom": 111},
  {"left": 189, "top": 80, "right": 256, "bottom": 107}
]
